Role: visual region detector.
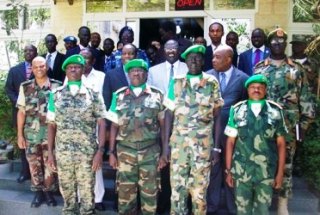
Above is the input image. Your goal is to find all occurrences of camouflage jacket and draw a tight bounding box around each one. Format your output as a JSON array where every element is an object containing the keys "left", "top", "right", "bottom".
[
  {"left": 16, "top": 78, "right": 61, "bottom": 146},
  {"left": 46, "top": 83, "right": 107, "bottom": 155},
  {"left": 254, "top": 58, "right": 315, "bottom": 137},
  {"left": 106, "top": 85, "right": 165, "bottom": 144},
  {"left": 163, "top": 72, "right": 224, "bottom": 145},
  {"left": 225, "top": 100, "right": 287, "bottom": 182}
]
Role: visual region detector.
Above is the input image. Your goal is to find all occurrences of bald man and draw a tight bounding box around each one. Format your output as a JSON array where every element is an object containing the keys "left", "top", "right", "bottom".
[
  {"left": 206, "top": 45, "right": 249, "bottom": 214},
  {"left": 17, "top": 56, "right": 61, "bottom": 207}
]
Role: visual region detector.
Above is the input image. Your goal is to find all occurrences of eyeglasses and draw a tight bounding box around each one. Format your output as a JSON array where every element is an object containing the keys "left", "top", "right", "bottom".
[
  {"left": 129, "top": 68, "right": 145, "bottom": 73},
  {"left": 270, "top": 38, "right": 285, "bottom": 45}
]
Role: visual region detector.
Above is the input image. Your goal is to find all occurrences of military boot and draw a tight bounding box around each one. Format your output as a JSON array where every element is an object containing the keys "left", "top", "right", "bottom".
[
  {"left": 31, "top": 191, "right": 44, "bottom": 208},
  {"left": 277, "top": 197, "right": 289, "bottom": 215}
]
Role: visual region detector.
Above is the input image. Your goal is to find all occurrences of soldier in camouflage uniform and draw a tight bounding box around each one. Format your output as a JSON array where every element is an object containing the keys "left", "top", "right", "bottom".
[
  {"left": 254, "top": 28, "right": 316, "bottom": 215},
  {"left": 17, "top": 56, "right": 61, "bottom": 207},
  {"left": 47, "top": 55, "right": 107, "bottom": 215},
  {"left": 224, "top": 74, "right": 287, "bottom": 215},
  {"left": 163, "top": 45, "right": 224, "bottom": 215},
  {"left": 107, "top": 59, "right": 168, "bottom": 215}
]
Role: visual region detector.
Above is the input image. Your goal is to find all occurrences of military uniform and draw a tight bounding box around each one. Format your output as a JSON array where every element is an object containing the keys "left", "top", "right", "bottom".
[
  {"left": 254, "top": 58, "right": 315, "bottom": 198},
  {"left": 225, "top": 99, "right": 287, "bottom": 215},
  {"left": 106, "top": 84, "right": 165, "bottom": 215},
  {"left": 47, "top": 83, "right": 107, "bottom": 215},
  {"left": 17, "top": 78, "right": 61, "bottom": 192},
  {"left": 164, "top": 72, "right": 224, "bottom": 215}
]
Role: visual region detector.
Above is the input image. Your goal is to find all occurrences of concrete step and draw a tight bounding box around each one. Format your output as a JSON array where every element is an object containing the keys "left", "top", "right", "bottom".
[{"left": 0, "top": 189, "right": 117, "bottom": 215}]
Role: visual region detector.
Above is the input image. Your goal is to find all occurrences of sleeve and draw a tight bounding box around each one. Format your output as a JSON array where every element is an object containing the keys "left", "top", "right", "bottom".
[
  {"left": 212, "top": 79, "right": 224, "bottom": 111},
  {"left": 46, "top": 92, "right": 56, "bottom": 123},
  {"left": 16, "top": 85, "right": 26, "bottom": 111},
  {"left": 298, "top": 67, "right": 316, "bottom": 130},
  {"left": 105, "top": 92, "right": 119, "bottom": 124},
  {"left": 4, "top": 68, "right": 18, "bottom": 104},
  {"left": 275, "top": 109, "right": 288, "bottom": 137},
  {"left": 162, "top": 78, "right": 176, "bottom": 111},
  {"left": 93, "top": 91, "right": 108, "bottom": 120},
  {"left": 224, "top": 106, "right": 238, "bottom": 137},
  {"left": 157, "top": 92, "right": 166, "bottom": 120}
]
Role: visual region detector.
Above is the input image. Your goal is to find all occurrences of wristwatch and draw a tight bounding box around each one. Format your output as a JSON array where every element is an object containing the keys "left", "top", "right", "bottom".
[{"left": 224, "top": 168, "right": 231, "bottom": 175}]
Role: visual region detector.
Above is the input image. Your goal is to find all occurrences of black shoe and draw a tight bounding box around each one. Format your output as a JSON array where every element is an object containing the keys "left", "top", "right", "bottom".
[
  {"left": 44, "top": 192, "right": 57, "bottom": 207},
  {"left": 31, "top": 191, "right": 44, "bottom": 208},
  {"left": 16, "top": 174, "right": 31, "bottom": 183},
  {"left": 95, "top": 202, "right": 106, "bottom": 211}
]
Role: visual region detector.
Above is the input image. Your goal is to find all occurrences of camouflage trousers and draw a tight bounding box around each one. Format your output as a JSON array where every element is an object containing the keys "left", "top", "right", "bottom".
[
  {"left": 56, "top": 151, "right": 95, "bottom": 215},
  {"left": 170, "top": 136, "right": 211, "bottom": 215},
  {"left": 26, "top": 143, "right": 57, "bottom": 192},
  {"left": 117, "top": 142, "right": 160, "bottom": 215},
  {"left": 279, "top": 133, "right": 296, "bottom": 198},
  {"left": 234, "top": 178, "right": 274, "bottom": 215}
]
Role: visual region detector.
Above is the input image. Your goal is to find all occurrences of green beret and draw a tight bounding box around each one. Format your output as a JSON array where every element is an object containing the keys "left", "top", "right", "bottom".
[
  {"left": 124, "top": 59, "right": 148, "bottom": 73},
  {"left": 267, "top": 28, "right": 288, "bottom": 43},
  {"left": 62, "top": 54, "right": 85, "bottom": 71},
  {"left": 181, "top": 45, "right": 206, "bottom": 59},
  {"left": 245, "top": 74, "right": 268, "bottom": 88}
]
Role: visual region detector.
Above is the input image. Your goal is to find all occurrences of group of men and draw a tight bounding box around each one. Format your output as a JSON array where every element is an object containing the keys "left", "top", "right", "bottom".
[{"left": 4, "top": 20, "right": 317, "bottom": 215}]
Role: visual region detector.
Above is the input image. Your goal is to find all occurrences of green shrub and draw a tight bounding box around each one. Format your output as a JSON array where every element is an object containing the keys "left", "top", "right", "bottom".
[
  {"left": 301, "top": 99, "right": 320, "bottom": 191},
  {"left": 0, "top": 73, "right": 17, "bottom": 157}
]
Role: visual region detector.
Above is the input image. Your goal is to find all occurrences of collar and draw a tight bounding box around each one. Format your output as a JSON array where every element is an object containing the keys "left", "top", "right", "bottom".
[
  {"left": 263, "top": 56, "right": 295, "bottom": 67},
  {"left": 47, "top": 51, "right": 57, "bottom": 58},
  {"left": 79, "top": 44, "right": 89, "bottom": 50},
  {"left": 32, "top": 77, "right": 51, "bottom": 89},
  {"left": 219, "top": 66, "right": 233, "bottom": 80},
  {"left": 211, "top": 43, "right": 223, "bottom": 51},
  {"left": 182, "top": 72, "right": 210, "bottom": 89},
  {"left": 165, "top": 60, "right": 180, "bottom": 70},
  {"left": 252, "top": 45, "right": 265, "bottom": 53},
  {"left": 124, "top": 84, "right": 152, "bottom": 96}
]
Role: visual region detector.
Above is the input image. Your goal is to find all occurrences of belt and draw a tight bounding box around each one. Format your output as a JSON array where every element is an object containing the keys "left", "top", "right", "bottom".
[{"left": 118, "top": 140, "right": 156, "bottom": 150}]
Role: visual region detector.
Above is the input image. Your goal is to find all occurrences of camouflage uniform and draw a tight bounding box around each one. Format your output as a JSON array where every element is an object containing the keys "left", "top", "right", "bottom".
[
  {"left": 163, "top": 72, "right": 224, "bottom": 215},
  {"left": 224, "top": 100, "right": 287, "bottom": 215},
  {"left": 106, "top": 85, "right": 165, "bottom": 215},
  {"left": 16, "top": 78, "right": 61, "bottom": 192},
  {"left": 254, "top": 58, "right": 315, "bottom": 198},
  {"left": 46, "top": 83, "right": 107, "bottom": 215}
]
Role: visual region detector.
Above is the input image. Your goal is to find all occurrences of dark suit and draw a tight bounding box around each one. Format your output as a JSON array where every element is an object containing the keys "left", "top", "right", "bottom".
[
  {"left": 43, "top": 52, "right": 65, "bottom": 82},
  {"left": 238, "top": 47, "right": 270, "bottom": 76},
  {"left": 5, "top": 62, "right": 32, "bottom": 178},
  {"left": 204, "top": 45, "right": 213, "bottom": 72},
  {"left": 102, "top": 66, "right": 129, "bottom": 112},
  {"left": 206, "top": 67, "right": 249, "bottom": 214}
]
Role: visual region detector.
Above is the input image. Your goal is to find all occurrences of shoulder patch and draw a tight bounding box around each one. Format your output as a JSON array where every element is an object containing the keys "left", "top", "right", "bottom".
[
  {"left": 233, "top": 100, "right": 246, "bottom": 108},
  {"left": 115, "top": 86, "right": 128, "bottom": 94},
  {"left": 267, "top": 100, "right": 283, "bottom": 109}
]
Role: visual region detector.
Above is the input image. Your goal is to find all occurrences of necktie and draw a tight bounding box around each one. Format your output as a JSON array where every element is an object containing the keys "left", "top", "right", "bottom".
[
  {"left": 170, "top": 64, "right": 174, "bottom": 80},
  {"left": 253, "top": 49, "right": 261, "bottom": 66},
  {"left": 220, "top": 73, "right": 226, "bottom": 93},
  {"left": 26, "top": 65, "right": 32, "bottom": 79},
  {"left": 47, "top": 54, "right": 52, "bottom": 69}
]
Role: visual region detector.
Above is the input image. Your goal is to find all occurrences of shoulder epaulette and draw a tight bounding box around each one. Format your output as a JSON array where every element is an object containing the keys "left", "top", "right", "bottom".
[
  {"left": 267, "top": 100, "right": 283, "bottom": 109},
  {"left": 114, "top": 86, "right": 128, "bottom": 94},
  {"left": 203, "top": 72, "right": 218, "bottom": 83},
  {"left": 20, "top": 79, "right": 33, "bottom": 86},
  {"left": 149, "top": 85, "right": 164, "bottom": 95},
  {"left": 233, "top": 100, "right": 246, "bottom": 108},
  {"left": 49, "top": 79, "right": 62, "bottom": 85},
  {"left": 52, "top": 85, "right": 65, "bottom": 93}
]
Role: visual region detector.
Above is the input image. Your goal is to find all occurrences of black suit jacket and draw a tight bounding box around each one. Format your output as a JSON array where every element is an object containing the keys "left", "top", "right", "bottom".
[
  {"left": 238, "top": 47, "right": 270, "bottom": 76},
  {"left": 43, "top": 52, "right": 65, "bottom": 82},
  {"left": 5, "top": 62, "right": 33, "bottom": 127},
  {"left": 204, "top": 45, "right": 213, "bottom": 71},
  {"left": 206, "top": 67, "right": 249, "bottom": 149},
  {"left": 102, "top": 66, "right": 129, "bottom": 111}
]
